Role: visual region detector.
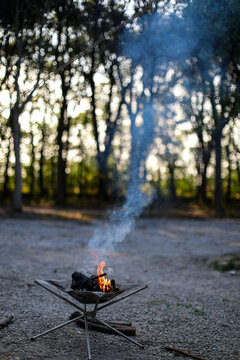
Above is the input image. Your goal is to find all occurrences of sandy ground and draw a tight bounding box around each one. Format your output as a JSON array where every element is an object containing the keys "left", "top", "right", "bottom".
[{"left": 0, "top": 212, "right": 240, "bottom": 360}]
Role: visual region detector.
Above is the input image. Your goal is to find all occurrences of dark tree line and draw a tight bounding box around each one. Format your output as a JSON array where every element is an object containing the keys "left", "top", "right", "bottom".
[{"left": 0, "top": 0, "right": 239, "bottom": 215}]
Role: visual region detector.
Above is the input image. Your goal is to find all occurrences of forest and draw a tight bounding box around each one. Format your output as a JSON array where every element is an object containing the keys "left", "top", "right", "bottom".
[{"left": 0, "top": 0, "right": 240, "bottom": 216}]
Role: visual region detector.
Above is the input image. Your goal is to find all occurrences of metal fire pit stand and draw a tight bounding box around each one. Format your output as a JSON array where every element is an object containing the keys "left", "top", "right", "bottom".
[{"left": 31, "top": 280, "right": 150, "bottom": 360}]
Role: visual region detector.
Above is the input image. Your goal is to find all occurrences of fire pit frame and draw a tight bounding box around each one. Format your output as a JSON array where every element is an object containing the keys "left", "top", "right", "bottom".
[{"left": 31, "top": 279, "right": 150, "bottom": 360}]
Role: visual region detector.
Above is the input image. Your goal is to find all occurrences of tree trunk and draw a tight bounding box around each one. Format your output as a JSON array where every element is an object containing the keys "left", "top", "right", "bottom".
[
  {"left": 199, "top": 149, "right": 211, "bottom": 205},
  {"left": 78, "top": 161, "right": 84, "bottom": 197},
  {"left": 3, "top": 135, "right": 11, "bottom": 199},
  {"left": 12, "top": 110, "right": 22, "bottom": 211},
  {"left": 89, "top": 63, "right": 102, "bottom": 198},
  {"left": 56, "top": 123, "right": 65, "bottom": 206},
  {"left": 129, "top": 113, "right": 140, "bottom": 187},
  {"left": 236, "top": 158, "right": 240, "bottom": 190},
  {"left": 29, "top": 130, "right": 35, "bottom": 197},
  {"left": 89, "top": 67, "right": 107, "bottom": 198},
  {"left": 168, "top": 163, "right": 176, "bottom": 201},
  {"left": 200, "top": 163, "right": 208, "bottom": 204},
  {"left": 51, "top": 156, "right": 56, "bottom": 198},
  {"left": 98, "top": 159, "right": 108, "bottom": 200},
  {"left": 39, "top": 125, "right": 46, "bottom": 198},
  {"left": 156, "top": 168, "right": 163, "bottom": 199},
  {"left": 214, "top": 130, "right": 223, "bottom": 216},
  {"left": 56, "top": 78, "right": 68, "bottom": 206},
  {"left": 225, "top": 143, "right": 231, "bottom": 202}
]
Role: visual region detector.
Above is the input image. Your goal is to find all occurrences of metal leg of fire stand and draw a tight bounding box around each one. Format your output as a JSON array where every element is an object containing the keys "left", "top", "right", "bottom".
[
  {"left": 31, "top": 314, "right": 84, "bottom": 341},
  {"left": 94, "top": 317, "right": 144, "bottom": 349},
  {"left": 89, "top": 298, "right": 99, "bottom": 331},
  {"left": 34, "top": 280, "right": 86, "bottom": 313},
  {"left": 84, "top": 304, "right": 92, "bottom": 360}
]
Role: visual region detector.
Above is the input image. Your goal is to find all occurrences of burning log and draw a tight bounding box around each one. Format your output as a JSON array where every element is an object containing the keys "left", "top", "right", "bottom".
[
  {"left": 92, "top": 273, "right": 107, "bottom": 281},
  {"left": 71, "top": 272, "right": 100, "bottom": 291},
  {"left": 71, "top": 271, "right": 118, "bottom": 293}
]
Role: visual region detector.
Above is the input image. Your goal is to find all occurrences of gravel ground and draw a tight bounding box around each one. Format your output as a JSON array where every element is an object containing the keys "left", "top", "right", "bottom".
[{"left": 0, "top": 213, "right": 240, "bottom": 360}]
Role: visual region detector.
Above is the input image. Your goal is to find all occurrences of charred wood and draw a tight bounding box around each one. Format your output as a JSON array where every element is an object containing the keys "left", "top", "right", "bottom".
[
  {"left": 69, "top": 312, "right": 136, "bottom": 336},
  {"left": 71, "top": 271, "right": 117, "bottom": 292}
]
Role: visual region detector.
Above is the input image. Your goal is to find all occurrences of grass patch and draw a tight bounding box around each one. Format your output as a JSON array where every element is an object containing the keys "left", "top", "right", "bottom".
[
  {"left": 146, "top": 299, "right": 206, "bottom": 317},
  {"left": 212, "top": 255, "right": 240, "bottom": 272},
  {"left": 191, "top": 308, "right": 206, "bottom": 316}
]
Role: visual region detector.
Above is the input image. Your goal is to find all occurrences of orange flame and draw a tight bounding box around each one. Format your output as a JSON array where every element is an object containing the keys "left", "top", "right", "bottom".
[
  {"left": 90, "top": 251, "right": 113, "bottom": 293},
  {"left": 97, "top": 261, "right": 112, "bottom": 293}
]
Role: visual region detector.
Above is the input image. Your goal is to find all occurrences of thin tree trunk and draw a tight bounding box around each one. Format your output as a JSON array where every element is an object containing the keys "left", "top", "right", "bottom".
[
  {"left": 39, "top": 124, "right": 46, "bottom": 198},
  {"left": 236, "top": 160, "right": 240, "bottom": 191},
  {"left": 209, "top": 77, "right": 224, "bottom": 216},
  {"left": 199, "top": 149, "right": 211, "bottom": 205},
  {"left": 98, "top": 160, "right": 108, "bottom": 199},
  {"left": 98, "top": 89, "right": 125, "bottom": 199},
  {"left": 3, "top": 135, "right": 11, "bottom": 198},
  {"left": 129, "top": 113, "right": 139, "bottom": 186},
  {"left": 232, "top": 138, "right": 240, "bottom": 192},
  {"left": 56, "top": 118, "right": 65, "bottom": 205},
  {"left": 168, "top": 163, "right": 176, "bottom": 201},
  {"left": 89, "top": 60, "right": 102, "bottom": 197},
  {"left": 156, "top": 168, "right": 162, "bottom": 199},
  {"left": 89, "top": 2, "right": 104, "bottom": 198},
  {"left": 199, "top": 163, "right": 208, "bottom": 204},
  {"left": 214, "top": 131, "right": 223, "bottom": 215},
  {"left": 12, "top": 109, "right": 22, "bottom": 211},
  {"left": 29, "top": 129, "right": 35, "bottom": 197},
  {"left": 226, "top": 143, "right": 231, "bottom": 202},
  {"left": 51, "top": 156, "right": 56, "bottom": 198},
  {"left": 78, "top": 161, "right": 83, "bottom": 196},
  {"left": 56, "top": 77, "right": 68, "bottom": 206}
]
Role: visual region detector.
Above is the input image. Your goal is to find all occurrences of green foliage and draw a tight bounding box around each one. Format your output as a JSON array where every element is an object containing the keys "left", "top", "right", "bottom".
[
  {"left": 176, "top": 175, "right": 197, "bottom": 199},
  {"left": 191, "top": 309, "right": 206, "bottom": 317},
  {"left": 212, "top": 256, "right": 240, "bottom": 272}
]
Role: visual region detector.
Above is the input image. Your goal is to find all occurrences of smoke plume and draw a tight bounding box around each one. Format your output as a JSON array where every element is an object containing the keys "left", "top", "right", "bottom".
[{"left": 87, "top": 0, "right": 236, "bottom": 255}]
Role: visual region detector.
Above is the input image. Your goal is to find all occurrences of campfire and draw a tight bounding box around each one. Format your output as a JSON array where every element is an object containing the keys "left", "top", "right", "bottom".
[
  {"left": 67, "top": 254, "right": 123, "bottom": 307},
  {"left": 31, "top": 255, "right": 150, "bottom": 359},
  {"left": 71, "top": 262, "right": 118, "bottom": 293}
]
